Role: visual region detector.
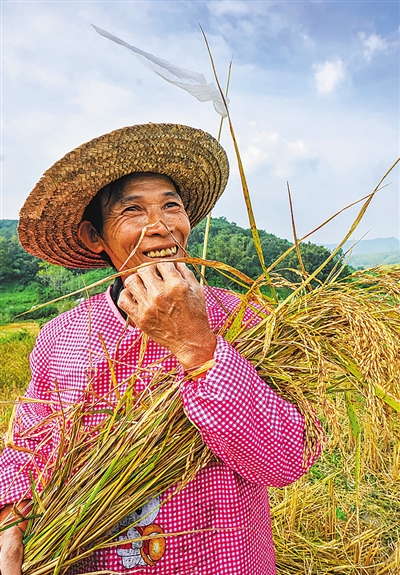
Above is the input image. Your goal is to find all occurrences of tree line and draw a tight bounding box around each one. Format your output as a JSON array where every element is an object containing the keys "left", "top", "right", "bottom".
[{"left": 188, "top": 217, "right": 350, "bottom": 289}]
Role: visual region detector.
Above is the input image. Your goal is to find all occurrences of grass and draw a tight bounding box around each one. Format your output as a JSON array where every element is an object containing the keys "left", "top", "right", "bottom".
[
  {"left": 0, "top": 322, "right": 39, "bottom": 338},
  {"left": 349, "top": 252, "right": 400, "bottom": 269},
  {"left": 0, "top": 283, "right": 53, "bottom": 325},
  {"left": 381, "top": 263, "right": 400, "bottom": 270},
  {"left": 270, "top": 398, "right": 400, "bottom": 574}
]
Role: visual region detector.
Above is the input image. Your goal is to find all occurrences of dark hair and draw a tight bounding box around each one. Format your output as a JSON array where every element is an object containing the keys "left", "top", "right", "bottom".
[{"left": 81, "top": 172, "right": 180, "bottom": 265}]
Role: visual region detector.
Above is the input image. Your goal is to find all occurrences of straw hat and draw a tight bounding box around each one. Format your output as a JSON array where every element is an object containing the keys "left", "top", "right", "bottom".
[{"left": 18, "top": 123, "right": 229, "bottom": 269}]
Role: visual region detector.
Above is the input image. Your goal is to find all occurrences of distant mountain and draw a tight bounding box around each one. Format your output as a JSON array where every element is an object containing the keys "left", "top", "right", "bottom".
[
  {"left": 347, "top": 251, "right": 400, "bottom": 268},
  {"left": 324, "top": 237, "right": 400, "bottom": 255}
]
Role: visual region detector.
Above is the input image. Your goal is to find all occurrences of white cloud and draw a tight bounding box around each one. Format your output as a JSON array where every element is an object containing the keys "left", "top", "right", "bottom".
[
  {"left": 205, "top": 0, "right": 290, "bottom": 43},
  {"left": 313, "top": 59, "right": 346, "bottom": 94},
  {"left": 358, "top": 32, "right": 394, "bottom": 63},
  {"left": 1, "top": 1, "right": 398, "bottom": 242},
  {"left": 241, "top": 127, "right": 318, "bottom": 178}
]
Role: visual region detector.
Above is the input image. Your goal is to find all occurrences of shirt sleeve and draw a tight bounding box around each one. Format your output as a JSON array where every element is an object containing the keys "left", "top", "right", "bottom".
[
  {"left": 0, "top": 326, "right": 58, "bottom": 507},
  {"left": 180, "top": 335, "right": 323, "bottom": 487}
]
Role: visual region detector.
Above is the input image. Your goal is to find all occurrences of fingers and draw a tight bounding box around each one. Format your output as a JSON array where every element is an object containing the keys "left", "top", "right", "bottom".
[
  {"left": 124, "top": 261, "right": 196, "bottom": 288},
  {"left": 118, "top": 284, "right": 139, "bottom": 319},
  {"left": 138, "top": 262, "right": 197, "bottom": 286},
  {"left": 125, "top": 264, "right": 180, "bottom": 299},
  {"left": 119, "top": 270, "right": 152, "bottom": 315},
  {"left": 138, "top": 262, "right": 178, "bottom": 283},
  {"left": 174, "top": 263, "right": 197, "bottom": 284},
  {"left": 124, "top": 271, "right": 148, "bottom": 294},
  {"left": 0, "top": 527, "right": 24, "bottom": 575}
]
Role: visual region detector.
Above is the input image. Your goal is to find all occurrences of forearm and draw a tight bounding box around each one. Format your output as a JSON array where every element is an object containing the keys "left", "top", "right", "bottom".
[{"left": 181, "top": 336, "right": 322, "bottom": 486}]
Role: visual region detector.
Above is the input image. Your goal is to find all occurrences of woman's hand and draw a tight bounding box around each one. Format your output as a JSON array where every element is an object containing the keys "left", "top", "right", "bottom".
[
  {"left": 0, "top": 502, "right": 30, "bottom": 575},
  {"left": 0, "top": 525, "right": 24, "bottom": 575},
  {"left": 118, "top": 262, "right": 217, "bottom": 370}
]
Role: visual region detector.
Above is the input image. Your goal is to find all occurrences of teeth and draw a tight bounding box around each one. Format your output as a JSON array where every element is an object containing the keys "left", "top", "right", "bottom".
[{"left": 145, "top": 246, "right": 177, "bottom": 258}]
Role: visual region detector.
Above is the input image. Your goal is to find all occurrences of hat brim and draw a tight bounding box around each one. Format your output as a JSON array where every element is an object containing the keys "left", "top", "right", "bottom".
[{"left": 18, "top": 123, "right": 229, "bottom": 269}]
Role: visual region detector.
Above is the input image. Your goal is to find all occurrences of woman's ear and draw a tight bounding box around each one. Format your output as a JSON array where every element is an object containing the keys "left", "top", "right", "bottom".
[{"left": 77, "top": 221, "right": 105, "bottom": 254}]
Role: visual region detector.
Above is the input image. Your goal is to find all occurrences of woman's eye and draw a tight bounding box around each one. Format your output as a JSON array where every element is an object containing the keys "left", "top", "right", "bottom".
[
  {"left": 124, "top": 205, "right": 140, "bottom": 212},
  {"left": 164, "top": 202, "right": 180, "bottom": 209}
]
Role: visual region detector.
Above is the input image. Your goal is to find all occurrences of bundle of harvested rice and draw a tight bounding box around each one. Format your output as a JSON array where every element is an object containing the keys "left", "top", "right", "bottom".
[
  {"left": 234, "top": 266, "right": 400, "bottom": 574},
  {"left": 12, "top": 264, "right": 399, "bottom": 575},
  {"left": 231, "top": 266, "right": 400, "bottom": 459},
  {"left": 18, "top": 372, "right": 212, "bottom": 575}
]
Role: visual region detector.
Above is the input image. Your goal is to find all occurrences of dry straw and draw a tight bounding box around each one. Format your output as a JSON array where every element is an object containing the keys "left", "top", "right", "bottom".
[
  {"left": 9, "top": 156, "right": 400, "bottom": 574},
  {"left": 17, "top": 369, "right": 213, "bottom": 575}
]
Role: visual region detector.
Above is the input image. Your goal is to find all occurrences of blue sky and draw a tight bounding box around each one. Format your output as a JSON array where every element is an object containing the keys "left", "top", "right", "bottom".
[{"left": 1, "top": 0, "right": 399, "bottom": 243}]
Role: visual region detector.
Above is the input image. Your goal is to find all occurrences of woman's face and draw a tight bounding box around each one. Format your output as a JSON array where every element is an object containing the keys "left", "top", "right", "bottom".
[{"left": 79, "top": 174, "right": 191, "bottom": 272}]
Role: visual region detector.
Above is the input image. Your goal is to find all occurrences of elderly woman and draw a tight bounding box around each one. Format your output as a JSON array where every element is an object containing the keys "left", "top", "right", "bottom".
[{"left": 0, "top": 124, "right": 322, "bottom": 575}]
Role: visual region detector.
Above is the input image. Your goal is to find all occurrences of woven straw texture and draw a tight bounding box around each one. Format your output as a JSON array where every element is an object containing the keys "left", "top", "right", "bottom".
[{"left": 18, "top": 123, "right": 229, "bottom": 269}]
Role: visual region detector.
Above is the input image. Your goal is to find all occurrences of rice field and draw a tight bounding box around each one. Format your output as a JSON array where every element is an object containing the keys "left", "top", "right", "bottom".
[{"left": 0, "top": 323, "right": 38, "bottom": 434}]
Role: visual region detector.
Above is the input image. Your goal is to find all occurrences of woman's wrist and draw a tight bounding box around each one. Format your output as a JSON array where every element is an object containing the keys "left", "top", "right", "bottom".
[{"left": 177, "top": 332, "right": 217, "bottom": 374}]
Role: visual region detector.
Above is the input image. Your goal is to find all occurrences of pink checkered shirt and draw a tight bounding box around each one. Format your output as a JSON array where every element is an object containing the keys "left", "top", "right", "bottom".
[{"left": 0, "top": 287, "right": 321, "bottom": 574}]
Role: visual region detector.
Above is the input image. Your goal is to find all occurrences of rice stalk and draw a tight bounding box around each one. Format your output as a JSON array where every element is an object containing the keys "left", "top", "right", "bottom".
[
  {"left": 286, "top": 181, "right": 312, "bottom": 292},
  {"left": 270, "top": 402, "right": 400, "bottom": 574},
  {"left": 200, "top": 24, "right": 278, "bottom": 301},
  {"left": 200, "top": 57, "right": 233, "bottom": 284}
]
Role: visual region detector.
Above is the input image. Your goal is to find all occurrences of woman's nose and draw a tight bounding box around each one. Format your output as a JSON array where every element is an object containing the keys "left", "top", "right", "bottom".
[{"left": 143, "top": 216, "right": 171, "bottom": 237}]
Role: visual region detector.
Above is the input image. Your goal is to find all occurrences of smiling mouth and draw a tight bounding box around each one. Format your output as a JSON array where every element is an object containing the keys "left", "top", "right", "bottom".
[{"left": 144, "top": 245, "right": 178, "bottom": 259}]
